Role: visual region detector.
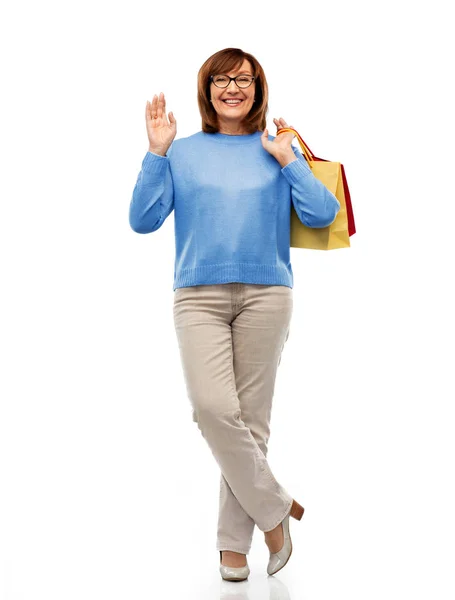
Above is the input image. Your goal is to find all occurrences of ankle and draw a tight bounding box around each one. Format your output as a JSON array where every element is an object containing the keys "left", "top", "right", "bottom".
[{"left": 220, "top": 550, "right": 247, "bottom": 567}]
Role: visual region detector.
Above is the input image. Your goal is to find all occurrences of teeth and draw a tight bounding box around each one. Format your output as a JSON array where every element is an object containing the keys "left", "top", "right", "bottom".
[{"left": 224, "top": 100, "right": 242, "bottom": 104}]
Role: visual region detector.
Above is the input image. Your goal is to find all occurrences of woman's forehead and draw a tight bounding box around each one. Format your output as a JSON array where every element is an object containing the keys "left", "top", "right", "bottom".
[{"left": 221, "top": 59, "right": 253, "bottom": 76}]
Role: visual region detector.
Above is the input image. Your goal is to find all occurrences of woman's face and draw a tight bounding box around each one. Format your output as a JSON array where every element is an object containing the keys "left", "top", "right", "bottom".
[{"left": 210, "top": 59, "right": 256, "bottom": 127}]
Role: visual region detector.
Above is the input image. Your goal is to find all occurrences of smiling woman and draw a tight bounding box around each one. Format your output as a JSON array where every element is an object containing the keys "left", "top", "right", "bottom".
[
  {"left": 197, "top": 48, "right": 268, "bottom": 135},
  {"left": 129, "top": 45, "right": 341, "bottom": 583}
]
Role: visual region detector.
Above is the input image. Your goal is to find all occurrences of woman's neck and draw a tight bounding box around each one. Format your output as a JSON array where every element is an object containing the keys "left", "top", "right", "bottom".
[{"left": 217, "top": 120, "right": 250, "bottom": 136}]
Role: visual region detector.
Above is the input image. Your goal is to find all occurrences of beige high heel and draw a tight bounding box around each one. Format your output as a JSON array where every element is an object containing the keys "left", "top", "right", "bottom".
[
  {"left": 267, "top": 499, "right": 304, "bottom": 576},
  {"left": 219, "top": 551, "right": 250, "bottom": 581}
]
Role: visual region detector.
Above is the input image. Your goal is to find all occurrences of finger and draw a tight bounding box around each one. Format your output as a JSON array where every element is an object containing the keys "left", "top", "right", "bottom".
[
  {"left": 157, "top": 92, "right": 164, "bottom": 119},
  {"left": 162, "top": 94, "right": 169, "bottom": 123},
  {"left": 274, "top": 118, "right": 288, "bottom": 135},
  {"left": 151, "top": 94, "right": 158, "bottom": 119},
  {"left": 274, "top": 117, "right": 290, "bottom": 132},
  {"left": 146, "top": 100, "right": 154, "bottom": 124},
  {"left": 279, "top": 119, "right": 295, "bottom": 138}
]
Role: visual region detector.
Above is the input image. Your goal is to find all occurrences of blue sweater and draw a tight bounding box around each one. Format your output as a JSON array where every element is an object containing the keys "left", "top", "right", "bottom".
[{"left": 129, "top": 130, "right": 340, "bottom": 291}]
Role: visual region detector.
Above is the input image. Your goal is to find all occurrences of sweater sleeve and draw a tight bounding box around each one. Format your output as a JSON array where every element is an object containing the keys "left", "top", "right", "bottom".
[
  {"left": 129, "top": 145, "right": 175, "bottom": 234},
  {"left": 281, "top": 145, "right": 341, "bottom": 228}
]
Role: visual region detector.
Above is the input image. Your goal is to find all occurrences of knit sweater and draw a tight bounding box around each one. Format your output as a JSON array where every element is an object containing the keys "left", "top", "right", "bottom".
[{"left": 129, "top": 130, "right": 340, "bottom": 291}]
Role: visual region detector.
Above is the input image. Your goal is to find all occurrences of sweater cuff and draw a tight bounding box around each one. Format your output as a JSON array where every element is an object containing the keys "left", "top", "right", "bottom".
[
  {"left": 281, "top": 156, "right": 312, "bottom": 185},
  {"left": 141, "top": 150, "right": 169, "bottom": 175}
]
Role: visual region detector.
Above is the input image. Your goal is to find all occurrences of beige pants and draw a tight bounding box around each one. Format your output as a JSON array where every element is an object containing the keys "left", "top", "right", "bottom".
[{"left": 173, "top": 282, "right": 294, "bottom": 555}]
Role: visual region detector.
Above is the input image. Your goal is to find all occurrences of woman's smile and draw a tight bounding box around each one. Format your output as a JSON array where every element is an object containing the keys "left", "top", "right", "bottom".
[{"left": 222, "top": 99, "right": 243, "bottom": 106}]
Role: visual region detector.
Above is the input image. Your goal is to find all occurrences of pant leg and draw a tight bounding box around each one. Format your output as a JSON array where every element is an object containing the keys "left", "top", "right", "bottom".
[
  {"left": 216, "top": 283, "right": 293, "bottom": 554},
  {"left": 172, "top": 283, "right": 293, "bottom": 541}
]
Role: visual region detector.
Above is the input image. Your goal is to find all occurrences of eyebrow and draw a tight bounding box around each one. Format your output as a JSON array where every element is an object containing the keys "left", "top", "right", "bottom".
[{"left": 223, "top": 70, "right": 253, "bottom": 76}]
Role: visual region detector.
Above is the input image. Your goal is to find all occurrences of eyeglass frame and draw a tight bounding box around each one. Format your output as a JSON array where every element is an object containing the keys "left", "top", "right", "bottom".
[{"left": 209, "top": 74, "right": 256, "bottom": 89}]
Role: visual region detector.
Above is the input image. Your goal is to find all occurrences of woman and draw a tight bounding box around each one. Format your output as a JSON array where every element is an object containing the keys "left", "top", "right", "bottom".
[{"left": 129, "top": 48, "right": 340, "bottom": 581}]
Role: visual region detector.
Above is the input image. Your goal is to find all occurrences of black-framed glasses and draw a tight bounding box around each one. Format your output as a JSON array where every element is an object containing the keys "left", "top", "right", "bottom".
[{"left": 210, "top": 74, "right": 255, "bottom": 89}]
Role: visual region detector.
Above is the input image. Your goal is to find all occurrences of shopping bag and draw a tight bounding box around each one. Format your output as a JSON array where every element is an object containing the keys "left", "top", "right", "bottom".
[{"left": 276, "top": 127, "right": 356, "bottom": 250}]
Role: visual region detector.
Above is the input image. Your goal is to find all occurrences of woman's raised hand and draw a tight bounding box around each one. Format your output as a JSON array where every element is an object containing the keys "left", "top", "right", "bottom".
[{"left": 146, "top": 92, "right": 177, "bottom": 156}]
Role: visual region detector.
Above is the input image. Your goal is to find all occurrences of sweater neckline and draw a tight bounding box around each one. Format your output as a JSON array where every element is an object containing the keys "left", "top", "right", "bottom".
[{"left": 203, "top": 130, "right": 263, "bottom": 144}]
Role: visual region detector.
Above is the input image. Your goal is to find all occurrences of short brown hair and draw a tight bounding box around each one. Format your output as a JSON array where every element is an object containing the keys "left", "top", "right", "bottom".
[{"left": 197, "top": 48, "right": 269, "bottom": 134}]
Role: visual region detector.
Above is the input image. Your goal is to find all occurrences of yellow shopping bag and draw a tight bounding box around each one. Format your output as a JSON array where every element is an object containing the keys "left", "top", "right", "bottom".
[{"left": 276, "top": 128, "right": 355, "bottom": 250}]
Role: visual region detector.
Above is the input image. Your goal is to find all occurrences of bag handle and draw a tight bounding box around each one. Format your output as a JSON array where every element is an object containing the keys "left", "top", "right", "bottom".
[{"left": 275, "top": 127, "right": 313, "bottom": 163}]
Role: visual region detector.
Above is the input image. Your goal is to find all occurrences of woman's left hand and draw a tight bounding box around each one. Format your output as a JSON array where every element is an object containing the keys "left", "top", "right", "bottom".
[{"left": 261, "top": 117, "right": 295, "bottom": 160}]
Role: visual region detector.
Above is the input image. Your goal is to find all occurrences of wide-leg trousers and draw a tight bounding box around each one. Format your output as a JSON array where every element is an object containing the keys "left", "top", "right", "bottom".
[{"left": 173, "top": 282, "right": 293, "bottom": 555}]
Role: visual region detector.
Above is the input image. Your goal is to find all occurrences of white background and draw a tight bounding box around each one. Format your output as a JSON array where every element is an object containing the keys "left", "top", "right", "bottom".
[{"left": 1, "top": 0, "right": 454, "bottom": 598}]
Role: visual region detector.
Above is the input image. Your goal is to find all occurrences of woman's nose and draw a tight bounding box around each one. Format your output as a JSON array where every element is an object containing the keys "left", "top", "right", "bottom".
[{"left": 226, "top": 79, "right": 239, "bottom": 91}]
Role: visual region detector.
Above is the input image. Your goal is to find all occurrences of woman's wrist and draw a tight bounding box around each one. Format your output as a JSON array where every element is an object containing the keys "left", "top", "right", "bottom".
[
  {"left": 148, "top": 147, "right": 167, "bottom": 156},
  {"left": 276, "top": 150, "right": 297, "bottom": 168}
]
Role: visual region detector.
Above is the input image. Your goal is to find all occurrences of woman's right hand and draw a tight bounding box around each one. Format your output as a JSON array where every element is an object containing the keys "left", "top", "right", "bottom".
[{"left": 146, "top": 92, "right": 177, "bottom": 156}]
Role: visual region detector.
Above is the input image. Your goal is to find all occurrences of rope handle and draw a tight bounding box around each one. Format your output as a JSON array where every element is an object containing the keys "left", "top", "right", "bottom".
[{"left": 275, "top": 127, "right": 313, "bottom": 164}]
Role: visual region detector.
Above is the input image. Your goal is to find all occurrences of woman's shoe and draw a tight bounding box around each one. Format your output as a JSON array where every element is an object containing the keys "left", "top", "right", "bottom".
[
  {"left": 219, "top": 551, "right": 250, "bottom": 581},
  {"left": 266, "top": 499, "right": 304, "bottom": 576}
]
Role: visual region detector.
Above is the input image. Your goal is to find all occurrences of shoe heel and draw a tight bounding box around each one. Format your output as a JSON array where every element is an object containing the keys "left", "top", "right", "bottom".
[{"left": 290, "top": 499, "right": 304, "bottom": 521}]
